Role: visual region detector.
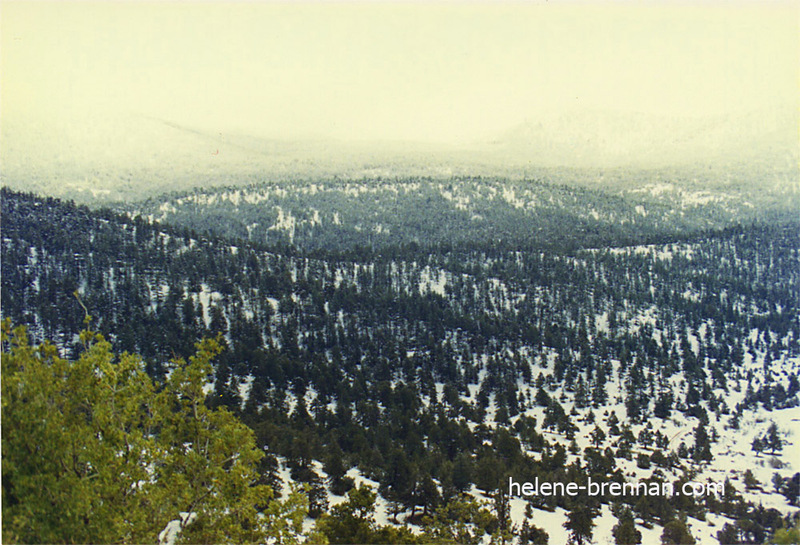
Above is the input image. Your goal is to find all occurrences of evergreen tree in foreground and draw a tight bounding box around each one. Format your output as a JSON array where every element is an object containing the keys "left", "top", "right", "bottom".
[{"left": 1, "top": 320, "right": 308, "bottom": 544}]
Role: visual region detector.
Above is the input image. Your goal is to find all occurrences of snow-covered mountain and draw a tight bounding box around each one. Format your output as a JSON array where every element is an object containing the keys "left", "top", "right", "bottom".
[{"left": 3, "top": 187, "right": 798, "bottom": 543}]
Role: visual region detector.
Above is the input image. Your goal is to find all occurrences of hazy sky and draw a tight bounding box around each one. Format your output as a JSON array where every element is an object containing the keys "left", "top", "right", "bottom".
[{"left": 2, "top": 1, "right": 798, "bottom": 144}]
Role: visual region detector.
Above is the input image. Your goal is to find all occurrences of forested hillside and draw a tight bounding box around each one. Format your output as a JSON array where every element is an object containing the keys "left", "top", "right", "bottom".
[
  {"left": 2, "top": 186, "right": 799, "bottom": 543},
  {"left": 125, "top": 177, "right": 799, "bottom": 253}
]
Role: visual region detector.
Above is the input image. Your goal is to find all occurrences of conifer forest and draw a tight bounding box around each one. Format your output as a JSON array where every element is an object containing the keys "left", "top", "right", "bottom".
[{"left": 2, "top": 176, "right": 799, "bottom": 544}]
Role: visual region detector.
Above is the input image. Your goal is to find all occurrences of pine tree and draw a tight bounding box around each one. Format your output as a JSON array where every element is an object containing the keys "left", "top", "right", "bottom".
[
  {"left": 519, "top": 520, "right": 549, "bottom": 545},
  {"left": 564, "top": 503, "right": 596, "bottom": 545},
  {"left": 692, "top": 423, "right": 712, "bottom": 462},
  {"left": 324, "top": 444, "right": 352, "bottom": 496},
  {"left": 314, "top": 485, "right": 378, "bottom": 544},
  {"left": 421, "top": 494, "right": 497, "bottom": 545},
  {"left": 765, "top": 422, "right": 783, "bottom": 454},
  {"left": 452, "top": 453, "right": 473, "bottom": 493},
  {"left": 752, "top": 436, "right": 764, "bottom": 457},
  {"left": 416, "top": 475, "right": 442, "bottom": 518},
  {"left": 660, "top": 518, "right": 696, "bottom": 545},
  {"left": 1, "top": 321, "right": 307, "bottom": 544},
  {"left": 590, "top": 425, "right": 606, "bottom": 447},
  {"left": 716, "top": 523, "right": 740, "bottom": 545},
  {"left": 743, "top": 469, "right": 760, "bottom": 491},
  {"left": 612, "top": 507, "right": 642, "bottom": 545}
]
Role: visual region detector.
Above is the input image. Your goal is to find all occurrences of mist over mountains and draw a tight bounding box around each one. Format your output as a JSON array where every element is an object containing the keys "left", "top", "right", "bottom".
[
  {"left": 2, "top": 106, "right": 796, "bottom": 203},
  {"left": 489, "top": 106, "right": 798, "bottom": 168}
]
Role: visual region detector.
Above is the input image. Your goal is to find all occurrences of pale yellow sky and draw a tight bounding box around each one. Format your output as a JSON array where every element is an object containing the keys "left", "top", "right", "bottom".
[{"left": 1, "top": 1, "right": 798, "bottom": 144}]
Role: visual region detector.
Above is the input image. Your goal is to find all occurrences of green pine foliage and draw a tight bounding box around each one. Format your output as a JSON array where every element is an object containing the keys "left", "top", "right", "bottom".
[
  {"left": 1, "top": 320, "right": 307, "bottom": 544},
  {"left": 564, "top": 502, "right": 597, "bottom": 545},
  {"left": 769, "top": 517, "right": 800, "bottom": 545},
  {"left": 660, "top": 518, "right": 695, "bottom": 545},
  {"left": 612, "top": 506, "right": 642, "bottom": 545}
]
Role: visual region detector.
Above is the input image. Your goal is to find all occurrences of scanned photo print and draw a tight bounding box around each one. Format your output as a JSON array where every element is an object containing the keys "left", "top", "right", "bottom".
[{"left": 1, "top": 1, "right": 798, "bottom": 544}]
